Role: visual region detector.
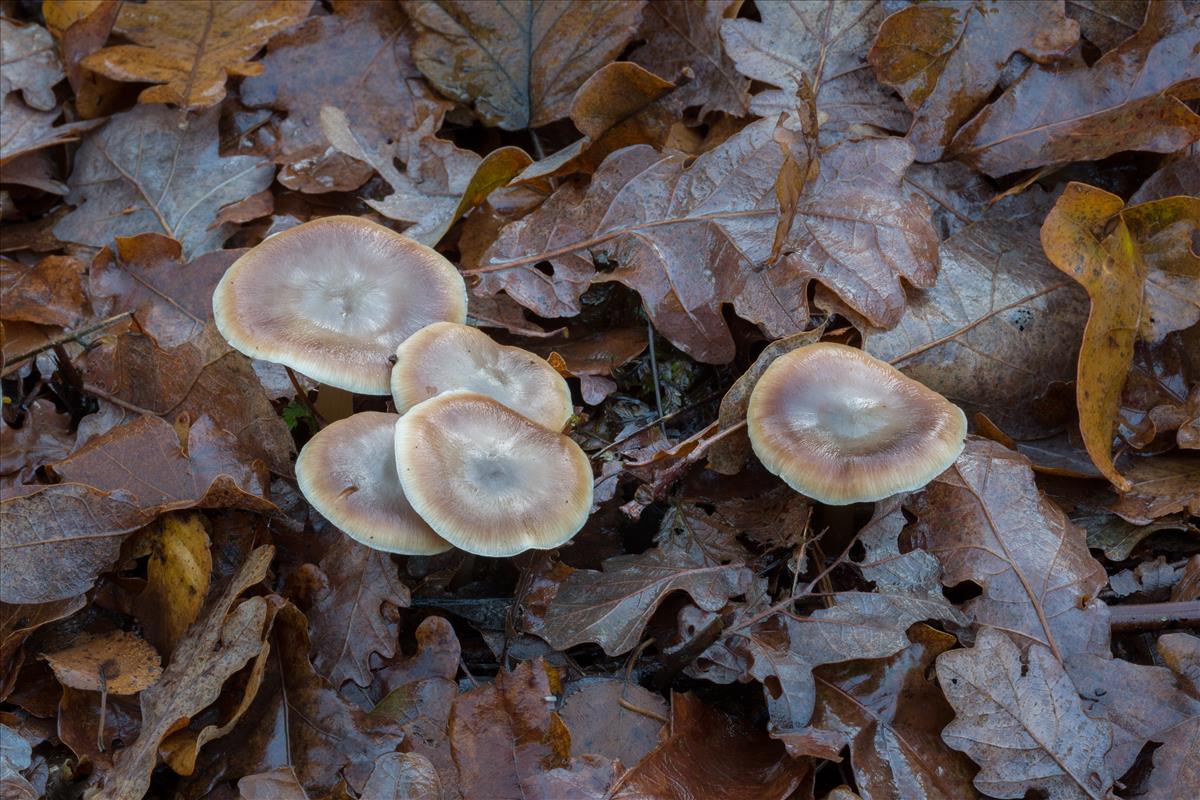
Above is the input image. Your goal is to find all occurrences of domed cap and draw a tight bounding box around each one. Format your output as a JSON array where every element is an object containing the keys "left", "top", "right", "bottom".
[
  {"left": 391, "top": 322, "right": 573, "bottom": 431},
  {"left": 747, "top": 343, "right": 966, "bottom": 504},
  {"left": 213, "top": 216, "right": 467, "bottom": 394},
  {"left": 296, "top": 411, "right": 451, "bottom": 555},
  {"left": 394, "top": 391, "right": 593, "bottom": 557}
]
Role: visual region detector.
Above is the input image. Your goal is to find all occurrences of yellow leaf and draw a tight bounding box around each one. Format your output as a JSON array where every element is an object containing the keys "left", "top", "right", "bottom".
[{"left": 136, "top": 512, "right": 212, "bottom": 655}]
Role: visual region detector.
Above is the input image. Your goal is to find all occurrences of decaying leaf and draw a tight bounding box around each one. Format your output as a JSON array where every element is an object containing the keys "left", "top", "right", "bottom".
[
  {"left": 405, "top": 0, "right": 645, "bottom": 130},
  {"left": 80, "top": 0, "right": 313, "bottom": 109},
  {"left": 949, "top": 0, "right": 1200, "bottom": 176},
  {"left": 0, "top": 255, "right": 89, "bottom": 328},
  {"left": 54, "top": 105, "right": 275, "bottom": 257},
  {"left": 43, "top": 630, "right": 161, "bottom": 694},
  {"left": 869, "top": 1, "right": 1079, "bottom": 161},
  {"left": 359, "top": 753, "right": 442, "bottom": 800},
  {"left": 1, "top": 19, "right": 65, "bottom": 111},
  {"left": 134, "top": 512, "right": 212, "bottom": 656},
  {"left": 559, "top": 679, "right": 667, "bottom": 767}
]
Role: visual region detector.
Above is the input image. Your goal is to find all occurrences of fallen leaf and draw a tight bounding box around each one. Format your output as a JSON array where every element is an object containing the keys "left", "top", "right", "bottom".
[
  {"left": 0, "top": 483, "right": 149, "bottom": 604},
  {"left": 0, "top": 255, "right": 89, "bottom": 328},
  {"left": 0, "top": 400, "right": 76, "bottom": 486},
  {"left": 405, "top": 0, "right": 645, "bottom": 130},
  {"left": 610, "top": 692, "right": 809, "bottom": 800},
  {"left": 0, "top": 595, "right": 86, "bottom": 700},
  {"left": 80, "top": 0, "right": 313, "bottom": 109},
  {"left": 864, "top": 190, "right": 1089, "bottom": 438},
  {"left": 1130, "top": 145, "right": 1199, "bottom": 203},
  {"left": 948, "top": 0, "right": 1200, "bottom": 176},
  {"left": 526, "top": 326, "right": 648, "bottom": 406},
  {"left": 907, "top": 437, "right": 1110, "bottom": 662},
  {"left": 721, "top": 0, "right": 908, "bottom": 141},
  {"left": 868, "top": 1, "right": 1078, "bottom": 161},
  {"left": 937, "top": 628, "right": 1114, "bottom": 800},
  {"left": 798, "top": 625, "right": 980, "bottom": 799},
  {"left": 1068, "top": 0, "right": 1148, "bottom": 52},
  {"left": 1122, "top": 195, "right": 1200, "bottom": 343},
  {"left": 0, "top": 92, "right": 102, "bottom": 164},
  {"left": 240, "top": 1, "right": 453, "bottom": 193},
  {"left": 88, "top": 234, "right": 243, "bottom": 349},
  {"left": 54, "top": 104, "right": 275, "bottom": 257},
  {"left": 134, "top": 512, "right": 212, "bottom": 656},
  {"left": 1040, "top": 184, "right": 1146, "bottom": 490},
  {"left": 359, "top": 753, "right": 442, "bottom": 800},
  {"left": 49, "top": 414, "right": 273, "bottom": 513},
  {"left": 0, "top": 20, "right": 65, "bottom": 111},
  {"left": 630, "top": 0, "right": 749, "bottom": 119},
  {"left": 0, "top": 723, "right": 37, "bottom": 800},
  {"left": 43, "top": 629, "right": 161, "bottom": 694},
  {"left": 238, "top": 768, "right": 308, "bottom": 800},
  {"left": 309, "top": 535, "right": 411, "bottom": 689},
  {"left": 1140, "top": 716, "right": 1200, "bottom": 800},
  {"left": 1109, "top": 454, "right": 1200, "bottom": 522},
  {"left": 559, "top": 679, "right": 667, "bottom": 767},
  {"left": 96, "top": 546, "right": 275, "bottom": 799}
]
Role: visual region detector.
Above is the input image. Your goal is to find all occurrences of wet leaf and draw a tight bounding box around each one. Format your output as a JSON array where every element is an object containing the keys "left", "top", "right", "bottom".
[
  {"left": 134, "top": 512, "right": 212, "bottom": 656},
  {"left": 1, "top": 19, "right": 63, "bottom": 111},
  {"left": 1141, "top": 716, "right": 1200, "bottom": 800},
  {"left": 80, "top": 0, "right": 313, "bottom": 109},
  {"left": 0, "top": 400, "right": 76, "bottom": 486},
  {"left": 241, "top": 1, "right": 453, "bottom": 193},
  {"left": 0, "top": 92, "right": 102, "bottom": 163},
  {"left": 309, "top": 535, "right": 411, "bottom": 689},
  {"left": 43, "top": 629, "right": 161, "bottom": 694},
  {"left": 559, "top": 679, "right": 667, "bottom": 767},
  {"left": 0, "top": 255, "right": 89, "bottom": 328},
  {"left": 89, "top": 234, "right": 243, "bottom": 349},
  {"left": 238, "top": 768, "right": 308, "bottom": 800},
  {"left": 54, "top": 105, "right": 275, "bottom": 257},
  {"left": 359, "top": 753, "right": 442, "bottom": 800},
  {"left": 1068, "top": 0, "right": 1147, "bottom": 52},
  {"left": 405, "top": 0, "right": 645, "bottom": 130},
  {"left": 949, "top": 0, "right": 1200, "bottom": 176},
  {"left": 1123, "top": 195, "right": 1200, "bottom": 343},
  {"left": 610, "top": 692, "right": 809, "bottom": 800},
  {"left": 0, "top": 595, "right": 86, "bottom": 699},
  {"left": 629, "top": 0, "right": 749, "bottom": 119},
  {"left": 907, "top": 437, "right": 1110, "bottom": 661},
  {"left": 869, "top": 1, "right": 1078, "bottom": 161},
  {"left": 721, "top": 0, "right": 908, "bottom": 142}
]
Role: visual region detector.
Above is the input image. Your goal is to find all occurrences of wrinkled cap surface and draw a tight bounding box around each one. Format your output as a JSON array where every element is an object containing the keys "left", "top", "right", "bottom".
[
  {"left": 391, "top": 322, "right": 573, "bottom": 430},
  {"left": 394, "top": 390, "right": 593, "bottom": 557},
  {"left": 213, "top": 216, "right": 467, "bottom": 394},
  {"left": 747, "top": 342, "right": 966, "bottom": 504},
  {"left": 296, "top": 411, "right": 451, "bottom": 555}
]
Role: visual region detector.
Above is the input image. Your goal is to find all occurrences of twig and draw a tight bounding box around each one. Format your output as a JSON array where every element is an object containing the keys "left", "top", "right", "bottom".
[
  {"left": 81, "top": 383, "right": 158, "bottom": 416},
  {"left": 591, "top": 388, "right": 725, "bottom": 460},
  {"left": 458, "top": 656, "right": 479, "bottom": 688},
  {"left": 1108, "top": 600, "right": 1200, "bottom": 631},
  {"left": 529, "top": 128, "right": 546, "bottom": 160},
  {"left": 619, "top": 638, "right": 669, "bottom": 723},
  {"left": 646, "top": 318, "right": 667, "bottom": 438},
  {"left": 1, "top": 311, "right": 132, "bottom": 377},
  {"left": 286, "top": 367, "right": 326, "bottom": 428}
]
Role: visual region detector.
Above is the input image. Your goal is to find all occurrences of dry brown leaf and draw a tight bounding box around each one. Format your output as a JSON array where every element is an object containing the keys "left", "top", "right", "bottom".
[
  {"left": 559, "top": 679, "right": 667, "bottom": 767},
  {"left": 0, "top": 254, "right": 88, "bottom": 329},
  {"left": 1068, "top": 0, "right": 1148, "bottom": 52},
  {"left": 869, "top": 1, "right": 1078, "bottom": 161},
  {"left": 949, "top": 0, "right": 1200, "bottom": 176},
  {"left": 359, "top": 753, "right": 442, "bottom": 800},
  {"left": 1, "top": 594, "right": 85, "bottom": 700},
  {"left": 134, "top": 512, "right": 212, "bottom": 656},
  {"left": 405, "top": 0, "right": 645, "bottom": 130},
  {"left": 80, "top": 0, "right": 313, "bottom": 109},
  {"left": 54, "top": 105, "right": 275, "bottom": 257},
  {"left": 937, "top": 628, "right": 1114, "bottom": 800},
  {"left": 43, "top": 630, "right": 161, "bottom": 694}
]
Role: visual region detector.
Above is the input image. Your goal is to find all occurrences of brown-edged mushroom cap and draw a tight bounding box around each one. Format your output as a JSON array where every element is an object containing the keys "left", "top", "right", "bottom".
[
  {"left": 391, "top": 322, "right": 573, "bottom": 431},
  {"left": 747, "top": 343, "right": 966, "bottom": 505},
  {"left": 213, "top": 216, "right": 466, "bottom": 394},
  {"left": 394, "top": 390, "right": 593, "bottom": 557},
  {"left": 296, "top": 411, "right": 451, "bottom": 555}
]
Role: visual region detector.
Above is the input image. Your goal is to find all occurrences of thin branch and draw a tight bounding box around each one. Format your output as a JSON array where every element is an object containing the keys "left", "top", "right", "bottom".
[
  {"left": 286, "top": 367, "right": 326, "bottom": 428},
  {"left": 1109, "top": 600, "right": 1200, "bottom": 631},
  {"left": 1, "top": 312, "right": 132, "bottom": 377},
  {"left": 646, "top": 317, "right": 667, "bottom": 438}
]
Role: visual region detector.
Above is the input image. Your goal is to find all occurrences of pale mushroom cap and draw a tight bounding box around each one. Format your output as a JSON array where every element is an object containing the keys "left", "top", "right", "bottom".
[
  {"left": 296, "top": 411, "right": 452, "bottom": 555},
  {"left": 394, "top": 390, "right": 593, "bottom": 557},
  {"left": 213, "top": 216, "right": 467, "bottom": 394},
  {"left": 391, "top": 322, "right": 573, "bottom": 430},
  {"left": 747, "top": 343, "right": 966, "bottom": 504}
]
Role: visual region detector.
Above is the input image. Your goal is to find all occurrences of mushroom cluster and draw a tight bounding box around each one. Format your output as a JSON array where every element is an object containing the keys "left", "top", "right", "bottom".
[{"left": 213, "top": 217, "right": 593, "bottom": 557}]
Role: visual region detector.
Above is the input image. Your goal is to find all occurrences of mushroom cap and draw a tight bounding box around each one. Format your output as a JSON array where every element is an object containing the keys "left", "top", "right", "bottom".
[
  {"left": 213, "top": 216, "right": 467, "bottom": 394},
  {"left": 747, "top": 343, "right": 966, "bottom": 504},
  {"left": 394, "top": 390, "right": 593, "bottom": 557},
  {"left": 391, "top": 322, "right": 573, "bottom": 431},
  {"left": 296, "top": 411, "right": 452, "bottom": 555}
]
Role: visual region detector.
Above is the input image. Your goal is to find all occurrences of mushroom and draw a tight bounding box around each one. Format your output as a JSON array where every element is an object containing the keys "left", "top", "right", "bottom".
[
  {"left": 213, "top": 216, "right": 467, "bottom": 394},
  {"left": 391, "top": 321, "right": 573, "bottom": 431},
  {"left": 296, "top": 411, "right": 451, "bottom": 555},
  {"left": 747, "top": 342, "right": 966, "bottom": 504},
  {"left": 394, "top": 390, "right": 593, "bottom": 557}
]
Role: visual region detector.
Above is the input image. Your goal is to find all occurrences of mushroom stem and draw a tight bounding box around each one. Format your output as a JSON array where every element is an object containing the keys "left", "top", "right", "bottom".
[
  {"left": 1108, "top": 600, "right": 1200, "bottom": 632},
  {"left": 315, "top": 383, "right": 354, "bottom": 424}
]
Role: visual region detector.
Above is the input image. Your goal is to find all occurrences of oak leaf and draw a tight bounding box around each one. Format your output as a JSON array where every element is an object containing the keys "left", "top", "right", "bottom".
[
  {"left": 54, "top": 105, "right": 275, "bottom": 257},
  {"left": 80, "top": 0, "right": 313, "bottom": 109},
  {"left": 948, "top": 0, "right": 1200, "bottom": 176},
  {"left": 1141, "top": 717, "right": 1200, "bottom": 800},
  {"left": 0, "top": 255, "right": 89, "bottom": 328},
  {"left": 0, "top": 20, "right": 64, "bottom": 111},
  {"left": 1068, "top": 0, "right": 1148, "bottom": 52},
  {"left": 405, "top": 0, "right": 645, "bottom": 130}
]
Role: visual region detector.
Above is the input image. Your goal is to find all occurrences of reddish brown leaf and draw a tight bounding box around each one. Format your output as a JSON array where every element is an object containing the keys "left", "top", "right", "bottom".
[
  {"left": 79, "top": 0, "right": 313, "bottom": 109},
  {"left": 869, "top": 1, "right": 1078, "bottom": 161},
  {"left": 949, "top": 0, "right": 1200, "bottom": 176},
  {"left": 54, "top": 105, "right": 275, "bottom": 257},
  {"left": 721, "top": 0, "right": 908, "bottom": 141},
  {"left": 907, "top": 437, "right": 1110, "bottom": 662},
  {"left": 240, "top": 1, "right": 452, "bottom": 193},
  {"left": 90, "top": 235, "right": 243, "bottom": 349},
  {"left": 610, "top": 692, "right": 809, "bottom": 800},
  {"left": 308, "top": 535, "right": 411, "bottom": 689},
  {"left": 405, "top": 0, "right": 645, "bottom": 130},
  {"left": 937, "top": 628, "right": 1114, "bottom": 800},
  {"left": 0, "top": 400, "right": 75, "bottom": 486},
  {"left": 359, "top": 753, "right": 442, "bottom": 800},
  {"left": 629, "top": 0, "right": 749, "bottom": 119},
  {"left": 0, "top": 255, "right": 89, "bottom": 328},
  {"left": 559, "top": 679, "right": 667, "bottom": 767}
]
